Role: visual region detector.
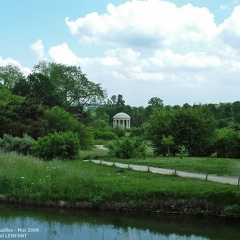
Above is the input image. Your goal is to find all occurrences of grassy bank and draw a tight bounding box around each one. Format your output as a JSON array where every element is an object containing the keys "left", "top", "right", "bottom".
[
  {"left": 97, "top": 156, "right": 240, "bottom": 177},
  {"left": 0, "top": 152, "right": 240, "bottom": 217}
]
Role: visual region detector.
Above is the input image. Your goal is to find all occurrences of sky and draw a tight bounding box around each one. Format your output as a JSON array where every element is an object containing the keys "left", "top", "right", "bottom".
[{"left": 1, "top": 0, "right": 240, "bottom": 107}]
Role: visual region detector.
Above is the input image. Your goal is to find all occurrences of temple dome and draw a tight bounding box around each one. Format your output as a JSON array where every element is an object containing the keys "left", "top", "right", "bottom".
[{"left": 113, "top": 112, "right": 131, "bottom": 119}]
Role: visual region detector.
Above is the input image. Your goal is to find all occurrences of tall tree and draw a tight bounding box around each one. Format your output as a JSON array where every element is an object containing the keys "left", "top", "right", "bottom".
[
  {"left": 0, "top": 84, "right": 46, "bottom": 138},
  {"left": 172, "top": 106, "right": 217, "bottom": 156},
  {"left": 33, "top": 61, "right": 106, "bottom": 109},
  {"left": 146, "top": 109, "right": 174, "bottom": 156},
  {"left": 148, "top": 97, "right": 163, "bottom": 108},
  {"left": 12, "top": 73, "right": 63, "bottom": 107},
  {"left": 0, "top": 64, "right": 25, "bottom": 90}
]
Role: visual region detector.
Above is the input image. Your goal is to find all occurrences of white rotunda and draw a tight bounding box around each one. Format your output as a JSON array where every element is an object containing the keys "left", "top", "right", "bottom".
[{"left": 113, "top": 112, "right": 131, "bottom": 129}]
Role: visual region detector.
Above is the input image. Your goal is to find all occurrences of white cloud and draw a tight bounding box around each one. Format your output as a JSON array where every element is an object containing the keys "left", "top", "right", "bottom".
[
  {"left": 43, "top": 1, "right": 240, "bottom": 106},
  {"left": 218, "top": 6, "right": 240, "bottom": 50},
  {"left": 0, "top": 56, "right": 31, "bottom": 76},
  {"left": 49, "top": 43, "right": 80, "bottom": 65},
  {"left": 65, "top": 0, "right": 216, "bottom": 51},
  {"left": 30, "top": 39, "right": 45, "bottom": 59}
]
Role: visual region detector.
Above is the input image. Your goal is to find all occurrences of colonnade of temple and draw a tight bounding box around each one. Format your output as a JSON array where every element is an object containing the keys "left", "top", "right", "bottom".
[{"left": 113, "top": 119, "right": 130, "bottom": 129}]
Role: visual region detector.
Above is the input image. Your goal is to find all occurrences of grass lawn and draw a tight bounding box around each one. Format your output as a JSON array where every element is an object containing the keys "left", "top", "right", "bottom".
[
  {"left": 102, "top": 157, "right": 240, "bottom": 177},
  {"left": 82, "top": 145, "right": 240, "bottom": 177},
  {"left": 0, "top": 152, "right": 239, "bottom": 204},
  {"left": 1, "top": 151, "right": 240, "bottom": 217}
]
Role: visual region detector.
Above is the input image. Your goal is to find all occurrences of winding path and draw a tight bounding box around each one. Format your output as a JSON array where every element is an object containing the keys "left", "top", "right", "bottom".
[
  {"left": 91, "top": 145, "right": 240, "bottom": 186},
  {"left": 86, "top": 158, "right": 240, "bottom": 186}
]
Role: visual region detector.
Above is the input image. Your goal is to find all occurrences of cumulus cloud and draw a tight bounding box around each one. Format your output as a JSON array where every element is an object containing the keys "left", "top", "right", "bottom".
[
  {"left": 49, "top": 43, "right": 80, "bottom": 65},
  {"left": 46, "top": 0, "right": 240, "bottom": 105},
  {"left": 218, "top": 6, "right": 240, "bottom": 50},
  {"left": 30, "top": 39, "right": 45, "bottom": 59},
  {"left": 0, "top": 56, "right": 31, "bottom": 75},
  {"left": 66, "top": 0, "right": 216, "bottom": 51}
]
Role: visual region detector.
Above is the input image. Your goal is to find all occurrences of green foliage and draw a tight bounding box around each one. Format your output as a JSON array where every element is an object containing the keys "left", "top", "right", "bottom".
[
  {"left": 214, "top": 127, "right": 240, "bottom": 158},
  {"left": 130, "top": 127, "right": 145, "bottom": 137},
  {"left": 161, "top": 135, "right": 174, "bottom": 156},
  {"left": 0, "top": 64, "right": 25, "bottom": 90},
  {"left": 108, "top": 137, "right": 146, "bottom": 159},
  {"left": 112, "top": 126, "right": 126, "bottom": 138},
  {"left": 33, "top": 61, "right": 106, "bottom": 109},
  {"left": 44, "top": 106, "right": 78, "bottom": 133},
  {"left": 146, "top": 109, "right": 174, "bottom": 156},
  {"left": 94, "top": 129, "right": 116, "bottom": 140},
  {"left": 221, "top": 204, "right": 240, "bottom": 218},
  {"left": 147, "top": 105, "right": 218, "bottom": 157},
  {"left": 44, "top": 106, "right": 93, "bottom": 149},
  {"left": 0, "top": 86, "right": 47, "bottom": 139},
  {"left": 12, "top": 73, "right": 63, "bottom": 107},
  {"left": 148, "top": 97, "right": 164, "bottom": 108},
  {"left": 172, "top": 106, "right": 217, "bottom": 156},
  {"left": 0, "top": 134, "right": 35, "bottom": 155},
  {"left": 91, "top": 195, "right": 103, "bottom": 209},
  {"left": 90, "top": 119, "right": 109, "bottom": 129},
  {"left": 0, "top": 152, "right": 240, "bottom": 215},
  {"left": 31, "top": 131, "right": 80, "bottom": 160}
]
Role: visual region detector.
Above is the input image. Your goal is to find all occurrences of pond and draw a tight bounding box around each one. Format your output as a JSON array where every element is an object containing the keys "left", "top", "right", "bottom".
[{"left": 0, "top": 203, "right": 239, "bottom": 240}]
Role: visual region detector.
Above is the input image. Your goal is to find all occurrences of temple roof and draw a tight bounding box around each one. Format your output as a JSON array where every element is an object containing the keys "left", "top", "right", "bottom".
[{"left": 113, "top": 112, "right": 131, "bottom": 119}]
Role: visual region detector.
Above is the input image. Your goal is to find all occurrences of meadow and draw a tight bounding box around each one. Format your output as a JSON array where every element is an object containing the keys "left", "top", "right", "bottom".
[
  {"left": 1, "top": 149, "right": 240, "bottom": 217},
  {"left": 81, "top": 145, "right": 240, "bottom": 176}
]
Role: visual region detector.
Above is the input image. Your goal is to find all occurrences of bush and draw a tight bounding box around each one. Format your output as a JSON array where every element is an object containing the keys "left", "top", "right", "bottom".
[
  {"left": 214, "top": 127, "right": 240, "bottom": 158},
  {"left": 94, "top": 129, "right": 116, "bottom": 140},
  {"left": 108, "top": 137, "right": 146, "bottom": 159},
  {"left": 44, "top": 106, "right": 93, "bottom": 149},
  {"left": 31, "top": 131, "right": 80, "bottom": 160},
  {"left": 0, "top": 134, "right": 35, "bottom": 155},
  {"left": 112, "top": 127, "right": 126, "bottom": 138},
  {"left": 221, "top": 204, "right": 240, "bottom": 218},
  {"left": 130, "top": 127, "right": 145, "bottom": 137}
]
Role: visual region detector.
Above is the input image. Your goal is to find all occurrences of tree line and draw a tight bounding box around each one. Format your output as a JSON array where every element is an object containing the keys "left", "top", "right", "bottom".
[{"left": 1, "top": 62, "right": 240, "bottom": 159}]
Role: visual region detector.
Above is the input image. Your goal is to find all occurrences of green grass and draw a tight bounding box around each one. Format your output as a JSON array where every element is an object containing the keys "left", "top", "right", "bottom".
[
  {"left": 90, "top": 144, "right": 240, "bottom": 176},
  {"left": 101, "top": 156, "right": 240, "bottom": 176},
  {"left": 0, "top": 152, "right": 240, "bottom": 209},
  {"left": 79, "top": 146, "right": 109, "bottom": 160}
]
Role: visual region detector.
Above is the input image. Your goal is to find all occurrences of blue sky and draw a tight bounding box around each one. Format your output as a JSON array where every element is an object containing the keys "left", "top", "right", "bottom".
[{"left": 1, "top": 0, "right": 240, "bottom": 106}]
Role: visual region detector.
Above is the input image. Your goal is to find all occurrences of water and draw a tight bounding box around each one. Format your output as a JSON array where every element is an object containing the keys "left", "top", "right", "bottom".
[{"left": 0, "top": 203, "right": 239, "bottom": 240}]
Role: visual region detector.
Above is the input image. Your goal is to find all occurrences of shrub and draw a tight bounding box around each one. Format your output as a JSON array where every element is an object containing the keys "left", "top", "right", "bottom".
[
  {"left": 0, "top": 134, "right": 35, "bottom": 155},
  {"left": 94, "top": 129, "right": 116, "bottom": 140},
  {"left": 108, "top": 137, "right": 146, "bottom": 159},
  {"left": 31, "top": 131, "right": 80, "bottom": 160},
  {"left": 112, "top": 127, "right": 125, "bottom": 138},
  {"left": 214, "top": 127, "right": 240, "bottom": 158},
  {"left": 221, "top": 204, "right": 240, "bottom": 218},
  {"left": 130, "top": 127, "right": 145, "bottom": 137},
  {"left": 44, "top": 106, "right": 93, "bottom": 149}
]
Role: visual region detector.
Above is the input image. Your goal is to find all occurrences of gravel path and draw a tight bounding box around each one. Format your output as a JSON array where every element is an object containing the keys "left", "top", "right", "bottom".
[{"left": 87, "top": 159, "right": 240, "bottom": 186}]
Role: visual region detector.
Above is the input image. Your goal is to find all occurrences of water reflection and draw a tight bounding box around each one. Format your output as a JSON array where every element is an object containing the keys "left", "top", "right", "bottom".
[{"left": 0, "top": 203, "right": 239, "bottom": 240}]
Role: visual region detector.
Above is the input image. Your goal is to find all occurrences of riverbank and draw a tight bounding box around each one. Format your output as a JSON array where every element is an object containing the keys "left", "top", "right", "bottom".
[
  {"left": 0, "top": 152, "right": 240, "bottom": 218},
  {"left": 0, "top": 195, "right": 232, "bottom": 217}
]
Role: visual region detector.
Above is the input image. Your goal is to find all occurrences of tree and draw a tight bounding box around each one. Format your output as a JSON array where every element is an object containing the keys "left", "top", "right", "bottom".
[
  {"left": 32, "top": 131, "right": 80, "bottom": 160},
  {"left": 0, "top": 84, "right": 47, "bottom": 139},
  {"left": 12, "top": 73, "right": 63, "bottom": 107},
  {"left": 161, "top": 135, "right": 174, "bottom": 156},
  {"left": 116, "top": 94, "right": 125, "bottom": 107},
  {"left": 172, "top": 106, "right": 217, "bottom": 156},
  {"left": 146, "top": 109, "right": 174, "bottom": 156},
  {"left": 107, "top": 95, "right": 117, "bottom": 108},
  {"left": 33, "top": 61, "right": 106, "bottom": 109},
  {"left": 214, "top": 127, "right": 240, "bottom": 158},
  {"left": 148, "top": 97, "right": 163, "bottom": 108},
  {"left": 44, "top": 106, "right": 93, "bottom": 149},
  {"left": 0, "top": 64, "right": 25, "bottom": 90}
]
